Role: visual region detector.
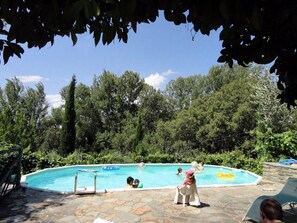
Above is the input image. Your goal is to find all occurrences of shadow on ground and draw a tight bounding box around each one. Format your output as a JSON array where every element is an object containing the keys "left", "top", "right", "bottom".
[{"left": 0, "top": 188, "right": 68, "bottom": 222}]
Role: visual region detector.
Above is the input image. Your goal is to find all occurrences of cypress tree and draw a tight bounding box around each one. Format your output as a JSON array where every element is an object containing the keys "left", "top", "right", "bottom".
[{"left": 60, "top": 75, "right": 76, "bottom": 156}]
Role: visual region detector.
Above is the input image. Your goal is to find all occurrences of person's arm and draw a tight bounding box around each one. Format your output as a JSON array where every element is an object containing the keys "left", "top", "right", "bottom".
[{"left": 181, "top": 178, "right": 188, "bottom": 186}]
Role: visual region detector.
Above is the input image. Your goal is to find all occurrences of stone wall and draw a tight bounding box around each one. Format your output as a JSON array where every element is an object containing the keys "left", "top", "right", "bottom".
[{"left": 263, "top": 162, "right": 297, "bottom": 184}]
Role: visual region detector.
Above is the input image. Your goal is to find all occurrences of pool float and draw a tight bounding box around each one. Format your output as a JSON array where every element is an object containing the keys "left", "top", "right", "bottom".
[
  {"left": 101, "top": 166, "right": 120, "bottom": 171},
  {"left": 279, "top": 159, "right": 297, "bottom": 165},
  {"left": 138, "top": 162, "right": 146, "bottom": 169},
  {"left": 216, "top": 172, "right": 235, "bottom": 178}
]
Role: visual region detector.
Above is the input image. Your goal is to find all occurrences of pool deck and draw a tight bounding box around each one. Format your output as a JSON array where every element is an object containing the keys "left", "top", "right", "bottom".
[{"left": 1, "top": 182, "right": 297, "bottom": 223}]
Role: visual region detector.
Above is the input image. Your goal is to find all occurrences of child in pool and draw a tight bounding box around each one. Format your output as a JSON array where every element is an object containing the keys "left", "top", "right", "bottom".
[
  {"left": 176, "top": 167, "right": 183, "bottom": 175},
  {"left": 125, "top": 176, "right": 134, "bottom": 188},
  {"left": 132, "top": 179, "right": 143, "bottom": 188},
  {"left": 191, "top": 161, "right": 204, "bottom": 172}
]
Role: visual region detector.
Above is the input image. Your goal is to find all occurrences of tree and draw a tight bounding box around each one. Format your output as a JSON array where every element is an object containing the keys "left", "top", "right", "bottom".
[
  {"left": 117, "top": 71, "right": 145, "bottom": 117},
  {"left": 60, "top": 75, "right": 76, "bottom": 156},
  {"left": 41, "top": 107, "right": 63, "bottom": 152},
  {"left": 164, "top": 76, "right": 200, "bottom": 110},
  {"left": 139, "top": 85, "right": 173, "bottom": 133},
  {"left": 252, "top": 71, "right": 296, "bottom": 133},
  {"left": 0, "top": 78, "right": 48, "bottom": 150},
  {"left": 151, "top": 65, "right": 260, "bottom": 154},
  {"left": 92, "top": 70, "right": 119, "bottom": 133},
  {"left": 1, "top": 1, "right": 297, "bottom": 105}
]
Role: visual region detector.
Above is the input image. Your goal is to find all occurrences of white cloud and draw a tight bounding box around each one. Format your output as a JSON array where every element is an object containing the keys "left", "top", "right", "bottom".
[
  {"left": 16, "top": 75, "right": 44, "bottom": 83},
  {"left": 144, "top": 69, "right": 177, "bottom": 89},
  {"left": 46, "top": 94, "right": 64, "bottom": 108},
  {"left": 162, "top": 69, "right": 176, "bottom": 76},
  {"left": 144, "top": 73, "right": 166, "bottom": 89}
]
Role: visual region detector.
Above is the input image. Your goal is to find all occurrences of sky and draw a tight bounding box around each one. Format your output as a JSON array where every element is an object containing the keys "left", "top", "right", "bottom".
[{"left": 0, "top": 15, "right": 222, "bottom": 108}]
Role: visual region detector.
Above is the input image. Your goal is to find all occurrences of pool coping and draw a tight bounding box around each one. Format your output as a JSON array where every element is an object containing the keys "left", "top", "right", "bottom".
[{"left": 21, "top": 163, "right": 262, "bottom": 194}]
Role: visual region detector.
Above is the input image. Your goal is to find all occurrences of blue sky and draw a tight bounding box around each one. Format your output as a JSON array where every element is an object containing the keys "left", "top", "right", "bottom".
[{"left": 0, "top": 15, "right": 222, "bottom": 108}]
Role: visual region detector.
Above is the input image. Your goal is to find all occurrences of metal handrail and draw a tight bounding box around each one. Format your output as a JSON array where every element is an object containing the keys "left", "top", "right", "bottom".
[{"left": 74, "top": 169, "right": 97, "bottom": 195}]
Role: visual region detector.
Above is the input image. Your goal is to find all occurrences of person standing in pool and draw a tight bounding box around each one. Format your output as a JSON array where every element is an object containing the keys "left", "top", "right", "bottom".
[
  {"left": 198, "top": 161, "right": 204, "bottom": 171},
  {"left": 191, "top": 161, "right": 199, "bottom": 172},
  {"left": 191, "top": 161, "right": 204, "bottom": 173},
  {"left": 138, "top": 162, "right": 146, "bottom": 169},
  {"left": 125, "top": 176, "right": 134, "bottom": 188},
  {"left": 176, "top": 167, "right": 183, "bottom": 176}
]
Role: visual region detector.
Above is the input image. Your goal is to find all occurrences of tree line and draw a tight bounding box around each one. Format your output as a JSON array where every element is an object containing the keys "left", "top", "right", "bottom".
[{"left": 1, "top": 64, "right": 297, "bottom": 174}]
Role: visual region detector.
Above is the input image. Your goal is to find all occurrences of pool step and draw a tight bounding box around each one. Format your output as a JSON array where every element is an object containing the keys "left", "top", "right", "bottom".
[
  {"left": 74, "top": 170, "right": 97, "bottom": 195},
  {"left": 75, "top": 186, "right": 96, "bottom": 195}
]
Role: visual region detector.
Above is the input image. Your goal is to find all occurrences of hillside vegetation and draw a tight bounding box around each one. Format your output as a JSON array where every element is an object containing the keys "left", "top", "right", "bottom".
[{"left": 1, "top": 64, "right": 297, "bottom": 175}]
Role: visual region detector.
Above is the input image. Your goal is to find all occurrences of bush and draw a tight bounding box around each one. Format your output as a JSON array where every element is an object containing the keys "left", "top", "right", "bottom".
[
  {"left": 22, "top": 147, "right": 44, "bottom": 174},
  {"left": 146, "top": 152, "right": 175, "bottom": 163},
  {"left": 20, "top": 149, "right": 264, "bottom": 175}
]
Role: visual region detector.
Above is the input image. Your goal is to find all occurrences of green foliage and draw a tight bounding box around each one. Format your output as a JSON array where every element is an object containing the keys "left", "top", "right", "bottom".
[
  {"left": 134, "top": 114, "right": 143, "bottom": 150},
  {"left": 95, "top": 151, "right": 133, "bottom": 164},
  {"left": 0, "top": 144, "right": 21, "bottom": 179},
  {"left": 145, "top": 152, "right": 175, "bottom": 163},
  {"left": 20, "top": 148, "right": 263, "bottom": 175},
  {"left": 22, "top": 147, "right": 50, "bottom": 174},
  {"left": 2, "top": 65, "right": 297, "bottom": 177},
  {"left": 153, "top": 65, "right": 259, "bottom": 154},
  {"left": 63, "top": 150, "right": 96, "bottom": 165},
  {"left": 75, "top": 84, "right": 98, "bottom": 152},
  {"left": 194, "top": 151, "right": 263, "bottom": 175},
  {"left": 0, "top": 79, "right": 48, "bottom": 151},
  {"left": 2, "top": 1, "right": 297, "bottom": 104},
  {"left": 252, "top": 71, "right": 296, "bottom": 133},
  {"left": 255, "top": 129, "right": 297, "bottom": 162},
  {"left": 60, "top": 75, "right": 76, "bottom": 156}
]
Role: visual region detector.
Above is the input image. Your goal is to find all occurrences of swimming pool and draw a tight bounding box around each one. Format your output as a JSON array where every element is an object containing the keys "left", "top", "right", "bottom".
[{"left": 23, "top": 164, "right": 262, "bottom": 193}]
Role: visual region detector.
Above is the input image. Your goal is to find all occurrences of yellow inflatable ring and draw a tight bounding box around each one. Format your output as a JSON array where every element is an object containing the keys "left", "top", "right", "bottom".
[{"left": 216, "top": 172, "right": 235, "bottom": 178}]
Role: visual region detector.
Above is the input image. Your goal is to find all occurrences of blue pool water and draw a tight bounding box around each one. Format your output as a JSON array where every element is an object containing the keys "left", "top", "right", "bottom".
[{"left": 24, "top": 164, "right": 261, "bottom": 192}]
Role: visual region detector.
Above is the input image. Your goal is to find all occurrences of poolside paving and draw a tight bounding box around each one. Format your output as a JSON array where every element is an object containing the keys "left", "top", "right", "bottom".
[{"left": 0, "top": 183, "right": 296, "bottom": 223}]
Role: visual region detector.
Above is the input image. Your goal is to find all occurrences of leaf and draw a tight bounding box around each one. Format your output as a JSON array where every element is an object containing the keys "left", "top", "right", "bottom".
[
  {"left": 251, "top": 5, "right": 263, "bottom": 31},
  {"left": 219, "top": 0, "right": 233, "bottom": 20},
  {"left": 84, "top": 0, "right": 92, "bottom": 19},
  {"left": 277, "top": 81, "right": 285, "bottom": 91},
  {"left": 270, "top": 64, "right": 276, "bottom": 73},
  {"left": 102, "top": 25, "right": 115, "bottom": 45},
  {"left": 67, "top": 0, "right": 85, "bottom": 18},
  {"left": 164, "top": 9, "right": 174, "bottom": 21},
  {"left": 227, "top": 60, "right": 233, "bottom": 68},
  {"left": 3, "top": 46, "right": 13, "bottom": 64},
  {"left": 71, "top": 32, "right": 78, "bottom": 45},
  {"left": 94, "top": 30, "right": 101, "bottom": 46},
  {"left": 90, "top": 0, "right": 100, "bottom": 16},
  {"left": 217, "top": 55, "right": 227, "bottom": 63},
  {"left": 7, "top": 43, "right": 24, "bottom": 58},
  {"left": 131, "top": 21, "right": 137, "bottom": 33},
  {"left": 122, "top": 32, "right": 128, "bottom": 43}
]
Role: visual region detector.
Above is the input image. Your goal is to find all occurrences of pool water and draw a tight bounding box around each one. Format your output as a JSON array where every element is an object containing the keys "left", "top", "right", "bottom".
[{"left": 24, "top": 164, "right": 261, "bottom": 192}]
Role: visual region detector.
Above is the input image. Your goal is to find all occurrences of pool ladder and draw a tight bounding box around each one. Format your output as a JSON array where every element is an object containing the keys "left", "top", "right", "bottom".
[{"left": 74, "top": 169, "right": 98, "bottom": 195}]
